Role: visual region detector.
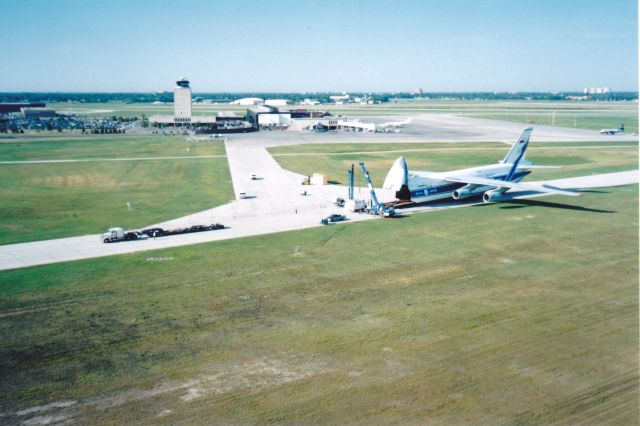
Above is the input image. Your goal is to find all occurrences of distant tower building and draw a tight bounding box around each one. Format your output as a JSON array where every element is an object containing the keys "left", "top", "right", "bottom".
[{"left": 174, "top": 77, "right": 192, "bottom": 126}]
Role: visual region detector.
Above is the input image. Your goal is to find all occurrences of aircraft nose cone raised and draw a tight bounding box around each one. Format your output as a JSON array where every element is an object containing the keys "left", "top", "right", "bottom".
[{"left": 383, "top": 156, "right": 409, "bottom": 190}]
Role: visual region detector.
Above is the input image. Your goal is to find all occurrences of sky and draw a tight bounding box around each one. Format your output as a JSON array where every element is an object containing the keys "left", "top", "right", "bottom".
[{"left": 0, "top": 0, "right": 637, "bottom": 92}]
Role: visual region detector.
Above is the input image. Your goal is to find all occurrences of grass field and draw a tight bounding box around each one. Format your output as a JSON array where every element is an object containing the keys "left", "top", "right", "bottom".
[
  {"left": 0, "top": 135, "right": 232, "bottom": 244},
  {"left": 0, "top": 183, "right": 637, "bottom": 424},
  {"left": 0, "top": 134, "right": 226, "bottom": 161},
  {"left": 269, "top": 141, "right": 639, "bottom": 186},
  {"left": 461, "top": 111, "right": 639, "bottom": 135}
]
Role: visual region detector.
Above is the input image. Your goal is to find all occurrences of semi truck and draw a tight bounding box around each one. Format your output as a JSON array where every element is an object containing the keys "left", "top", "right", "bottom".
[{"left": 101, "top": 223, "right": 225, "bottom": 243}]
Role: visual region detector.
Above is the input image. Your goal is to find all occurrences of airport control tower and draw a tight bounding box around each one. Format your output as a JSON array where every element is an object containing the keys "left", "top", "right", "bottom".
[{"left": 174, "top": 77, "right": 192, "bottom": 126}]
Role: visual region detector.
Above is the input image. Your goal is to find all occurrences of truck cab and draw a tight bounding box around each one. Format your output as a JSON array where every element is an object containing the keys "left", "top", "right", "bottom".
[{"left": 102, "top": 227, "right": 124, "bottom": 243}]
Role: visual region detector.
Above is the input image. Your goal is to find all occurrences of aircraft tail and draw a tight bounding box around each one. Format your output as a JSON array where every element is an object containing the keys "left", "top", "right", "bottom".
[
  {"left": 621, "top": 124, "right": 625, "bottom": 131},
  {"left": 502, "top": 127, "right": 532, "bottom": 165}
]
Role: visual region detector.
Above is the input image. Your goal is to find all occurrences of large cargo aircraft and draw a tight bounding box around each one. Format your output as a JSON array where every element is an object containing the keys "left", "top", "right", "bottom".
[{"left": 382, "top": 127, "right": 579, "bottom": 203}]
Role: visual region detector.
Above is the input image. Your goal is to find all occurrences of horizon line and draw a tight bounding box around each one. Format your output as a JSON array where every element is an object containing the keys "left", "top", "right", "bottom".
[{"left": 1, "top": 90, "right": 638, "bottom": 95}]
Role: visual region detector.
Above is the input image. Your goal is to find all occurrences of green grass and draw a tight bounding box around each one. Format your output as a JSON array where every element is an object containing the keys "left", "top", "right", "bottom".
[
  {"left": 269, "top": 142, "right": 639, "bottom": 185},
  {"left": 462, "top": 111, "right": 639, "bottom": 135},
  {"left": 0, "top": 135, "right": 232, "bottom": 244},
  {"left": 0, "top": 184, "right": 637, "bottom": 424},
  {"left": 0, "top": 134, "right": 225, "bottom": 161}
]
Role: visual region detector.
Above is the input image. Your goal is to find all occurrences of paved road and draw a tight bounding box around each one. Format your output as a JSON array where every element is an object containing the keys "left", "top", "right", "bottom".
[{"left": 0, "top": 113, "right": 637, "bottom": 271}]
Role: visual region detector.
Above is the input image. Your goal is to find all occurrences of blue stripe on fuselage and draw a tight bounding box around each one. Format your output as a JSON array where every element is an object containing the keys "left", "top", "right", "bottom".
[{"left": 409, "top": 170, "right": 531, "bottom": 199}]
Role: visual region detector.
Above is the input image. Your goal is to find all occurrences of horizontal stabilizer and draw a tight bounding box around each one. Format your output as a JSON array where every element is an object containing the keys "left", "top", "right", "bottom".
[{"left": 534, "top": 184, "right": 582, "bottom": 197}]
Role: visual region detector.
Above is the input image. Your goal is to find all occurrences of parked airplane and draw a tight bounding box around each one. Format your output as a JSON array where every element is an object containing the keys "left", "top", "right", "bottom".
[
  {"left": 600, "top": 124, "right": 624, "bottom": 135},
  {"left": 376, "top": 118, "right": 411, "bottom": 133},
  {"left": 382, "top": 127, "right": 579, "bottom": 203},
  {"left": 383, "top": 118, "right": 411, "bottom": 128}
]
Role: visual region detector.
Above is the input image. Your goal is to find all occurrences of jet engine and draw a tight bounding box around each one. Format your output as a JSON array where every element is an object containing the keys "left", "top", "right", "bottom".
[
  {"left": 482, "top": 189, "right": 508, "bottom": 203},
  {"left": 452, "top": 186, "right": 477, "bottom": 200},
  {"left": 452, "top": 184, "right": 492, "bottom": 200}
]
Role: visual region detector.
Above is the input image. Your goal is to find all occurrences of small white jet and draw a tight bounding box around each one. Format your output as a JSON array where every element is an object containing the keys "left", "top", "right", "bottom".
[
  {"left": 376, "top": 118, "right": 411, "bottom": 133},
  {"left": 382, "top": 127, "right": 580, "bottom": 203},
  {"left": 600, "top": 124, "right": 624, "bottom": 135}
]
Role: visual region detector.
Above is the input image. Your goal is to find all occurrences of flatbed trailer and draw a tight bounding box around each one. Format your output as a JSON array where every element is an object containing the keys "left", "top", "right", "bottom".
[{"left": 102, "top": 223, "right": 225, "bottom": 243}]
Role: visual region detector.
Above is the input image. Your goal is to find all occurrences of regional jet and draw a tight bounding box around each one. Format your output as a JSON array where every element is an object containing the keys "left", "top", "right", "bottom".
[
  {"left": 382, "top": 127, "right": 580, "bottom": 203},
  {"left": 376, "top": 118, "right": 412, "bottom": 133},
  {"left": 599, "top": 124, "right": 624, "bottom": 135}
]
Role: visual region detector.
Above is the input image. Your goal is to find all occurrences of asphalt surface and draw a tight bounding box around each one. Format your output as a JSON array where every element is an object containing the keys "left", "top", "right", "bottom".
[{"left": 0, "top": 113, "right": 637, "bottom": 271}]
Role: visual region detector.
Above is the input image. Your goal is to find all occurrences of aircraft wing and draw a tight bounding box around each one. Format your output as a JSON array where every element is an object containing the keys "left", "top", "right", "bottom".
[
  {"left": 517, "top": 165, "right": 561, "bottom": 170},
  {"left": 443, "top": 176, "right": 581, "bottom": 196}
]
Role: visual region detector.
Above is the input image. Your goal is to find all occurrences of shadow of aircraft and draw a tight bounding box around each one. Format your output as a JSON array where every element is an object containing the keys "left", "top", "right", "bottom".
[{"left": 495, "top": 198, "right": 615, "bottom": 213}]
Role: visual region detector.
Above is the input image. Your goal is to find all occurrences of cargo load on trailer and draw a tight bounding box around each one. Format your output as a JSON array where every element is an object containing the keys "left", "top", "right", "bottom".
[{"left": 101, "top": 223, "right": 225, "bottom": 243}]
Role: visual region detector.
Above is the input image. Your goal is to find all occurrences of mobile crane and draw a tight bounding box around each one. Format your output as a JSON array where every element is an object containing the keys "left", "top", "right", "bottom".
[{"left": 358, "top": 162, "right": 396, "bottom": 217}]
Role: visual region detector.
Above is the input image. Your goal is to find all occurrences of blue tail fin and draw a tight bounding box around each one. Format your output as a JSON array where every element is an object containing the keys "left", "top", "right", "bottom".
[
  {"left": 502, "top": 127, "right": 533, "bottom": 181},
  {"left": 502, "top": 127, "right": 532, "bottom": 165}
]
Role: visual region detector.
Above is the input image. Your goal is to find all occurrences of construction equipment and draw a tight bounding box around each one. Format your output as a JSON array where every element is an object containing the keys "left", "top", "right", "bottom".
[
  {"left": 348, "top": 164, "right": 354, "bottom": 200},
  {"left": 358, "top": 162, "right": 396, "bottom": 217},
  {"left": 344, "top": 199, "right": 367, "bottom": 212}
]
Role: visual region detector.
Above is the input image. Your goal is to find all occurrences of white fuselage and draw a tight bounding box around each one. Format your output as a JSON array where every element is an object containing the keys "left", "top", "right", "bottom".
[
  {"left": 600, "top": 128, "right": 623, "bottom": 135},
  {"left": 407, "top": 163, "right": 531, "bottom": 203}
]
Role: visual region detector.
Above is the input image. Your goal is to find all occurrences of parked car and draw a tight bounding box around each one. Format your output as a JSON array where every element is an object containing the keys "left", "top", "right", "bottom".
[
  {"left": 321, "top": 214, "right": 347, "bottom": 225},
  {"left": 329, "top": 214, "right": 346, "bottom": 222}
]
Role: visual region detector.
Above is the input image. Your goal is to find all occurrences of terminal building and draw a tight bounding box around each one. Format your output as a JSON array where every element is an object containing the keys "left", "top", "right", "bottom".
[{"left": 0, "top": 103, "right": 46, "bottom": 114}]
